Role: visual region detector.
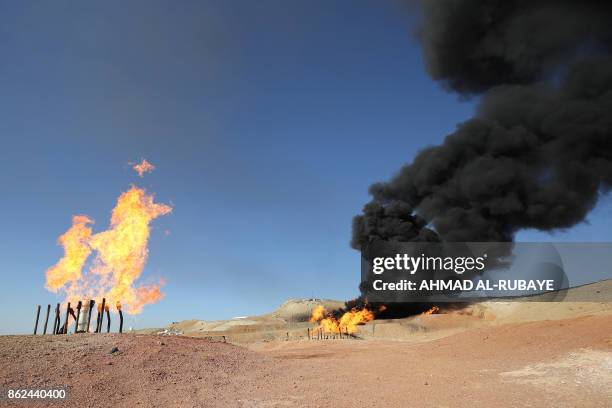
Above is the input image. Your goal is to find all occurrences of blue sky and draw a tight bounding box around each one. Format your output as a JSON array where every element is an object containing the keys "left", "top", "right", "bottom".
[{"left": 1, "top": 1, "right": 610, "bottom": 334}]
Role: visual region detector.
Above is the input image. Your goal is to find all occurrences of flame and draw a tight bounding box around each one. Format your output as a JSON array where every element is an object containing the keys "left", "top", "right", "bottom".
[
  {"left": 45, "top": 215, "right": 93, "bottom": 291},
  {"left": 339, "top": 308, "right": 374, "bottom": 333},
  {"left": 132, "top": 159, "right": 155, "bottom": 177},
  {"left": 309, "top": 305, "right": 326, "bottom": 323},
  {"left": 45, "top": 185, "right": 172, "bottom": 315},
  {"left": 309, "top": 306, "right": 375, "bottom": 334},
  {"left": 422, "top": 306, "right": 439, "bottom": 315},
  {"left": 116, "top": 301, "right": 122, "bottom": 311}
]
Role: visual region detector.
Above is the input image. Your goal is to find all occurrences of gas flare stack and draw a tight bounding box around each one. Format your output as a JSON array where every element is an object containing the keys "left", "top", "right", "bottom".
[
  {"left": 307, "top": 326, "right": 354, "bottom": 341},
  {"left": 307, "top": 305, "right": 375, "bottom": 340},
  {"left": 32, "top": 299, "right": 125, "bottom": 335}
]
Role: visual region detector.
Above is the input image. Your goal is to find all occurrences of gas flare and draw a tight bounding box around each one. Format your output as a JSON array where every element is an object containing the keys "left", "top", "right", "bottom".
[
  {"left": 309, "top": 305, "right": 326, "bottom": 323},
  {"left": 422, "top": 306, "right": 439, "bottom": 316},
  {"left": 310, "top": 305, "right": 375, "bottom": 334},
  {"left": 45, "top": 215, "right": 93, "bottom": 291},
  {"left": 132, "top": 159, "right": 155, "bottom": 177},
  {"left": 45, "top": 185, "right": 172, "bottom": 315}
]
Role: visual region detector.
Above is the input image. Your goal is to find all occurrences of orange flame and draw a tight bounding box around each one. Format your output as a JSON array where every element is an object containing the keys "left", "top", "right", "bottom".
[
  {"left": 45, "top": 185, "right": 171, "bottom": 315},
  {"left": 116, "top": 301, "right": 122, "bottom": 311},
  {"left": 422, "top": 306, "right": 439, "bottom": 315},
  {"left": 132, "top": 159, "right": 155, "bottom": 177},
  {"left": 309, "top": 306, "right": 375, "bottom": 334},
  {"left": 309, "top": 305, "right": 326, "bottom": 323},
  {"left": 45, "top": 215, "right": 93, "bottom": 291}
]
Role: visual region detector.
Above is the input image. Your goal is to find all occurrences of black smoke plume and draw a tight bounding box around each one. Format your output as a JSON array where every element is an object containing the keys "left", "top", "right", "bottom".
[
  {"left": 351, "top": 1, "right": 612, "bottom": 316},
  {"left": 352, "top": 0, "right": 612, "bottom": 249}
]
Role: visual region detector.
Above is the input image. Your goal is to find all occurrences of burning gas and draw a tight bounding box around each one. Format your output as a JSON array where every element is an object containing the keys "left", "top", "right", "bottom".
[
  {"left": 310, "top": 305, "right": 375, "bottom": 334},
  {"left": 309, "top": 305, "right": 326, "bottom": 323},
  {"left": 132, "top": 159, "right": 155, "bottom": 177},
  {"left": 45, "top": 182, "right": 171, "bottom": 315},
  {"left": 421, "top": 306, "right": 439, "bottom": 316}
]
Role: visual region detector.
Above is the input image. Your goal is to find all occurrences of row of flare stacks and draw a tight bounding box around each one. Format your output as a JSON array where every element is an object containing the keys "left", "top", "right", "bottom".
[
  {"left": 32, "top": 299, "right": 124, "bottom": 335},
  {"left": 75, "top": 300, "right": 123, "bottom": 332},
  {"left": 308, "top": 305, "right": 376, "bottom": 335}
]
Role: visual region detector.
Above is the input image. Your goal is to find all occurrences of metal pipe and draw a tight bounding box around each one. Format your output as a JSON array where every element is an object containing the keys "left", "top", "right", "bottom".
[
  {"left": 33, "top": 305, "right": 41, "bottom": 335},
  {"left": 67, "top": 306, "right": 77, "bottom": 334},
  {"left": 95, "top": 306, "right": 101, "bottom": 333},
  {"left": 74, "top": 301, "right": 82, "bottom": 333},
  {"left": 42, "top": 304, "right": 51, "bottom": 335},
  {"left": 63, "top": 302, "right": 71, "bottom": 334},
  {"left": 105, "top": 306, "right": 111, "bottom": 333},
  {"left": 56, "top": 304, "right": 62, "bottom": 334},
  {"left": 69, "top": 307, "right": 76, "bottom": 320},
  {"left": 118, "top": 308, "right": 123, "bottom": 333},
  {"left": 86, "top": 300, "right": 95, "bottom": 333},
  {"left": 97, "top": 298, "right": 106, "bottom": 333},
  {"left": 53, "top": 303, "right": 60, "bottom": 334}
]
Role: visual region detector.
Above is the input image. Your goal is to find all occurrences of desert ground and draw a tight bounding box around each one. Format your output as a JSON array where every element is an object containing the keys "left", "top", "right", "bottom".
[{"left": 1, "top": 281, "right": 611, "bottom": 407}]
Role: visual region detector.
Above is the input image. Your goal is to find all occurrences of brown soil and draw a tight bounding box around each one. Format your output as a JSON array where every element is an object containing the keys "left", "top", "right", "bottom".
[{"left": 1, "top": 313, "right": 611, "bottom": 407}]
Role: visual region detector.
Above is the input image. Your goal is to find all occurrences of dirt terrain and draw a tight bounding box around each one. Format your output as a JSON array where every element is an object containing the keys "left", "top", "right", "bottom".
[{"left": 1, "top": 282, "right": 611, "bottom": 407}]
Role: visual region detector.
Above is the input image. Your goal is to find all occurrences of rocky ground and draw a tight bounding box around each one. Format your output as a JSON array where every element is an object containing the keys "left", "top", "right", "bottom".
[
  {"left": 1, "top": 282, "right": 611, "bottom": 407},
  {"left": 0, "top": 314, "right": 610, "bottom": 407}
]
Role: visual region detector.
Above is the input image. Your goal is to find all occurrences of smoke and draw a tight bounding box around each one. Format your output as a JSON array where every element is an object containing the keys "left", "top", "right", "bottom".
[{"left": 352, "top": 0, "right": 612, "bottom": 249}]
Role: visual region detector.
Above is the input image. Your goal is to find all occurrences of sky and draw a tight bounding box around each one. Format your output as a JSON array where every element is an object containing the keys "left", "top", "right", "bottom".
[{"left": 1, "top": 1, "right": 611, "bottom": 334}]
